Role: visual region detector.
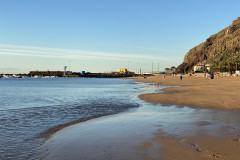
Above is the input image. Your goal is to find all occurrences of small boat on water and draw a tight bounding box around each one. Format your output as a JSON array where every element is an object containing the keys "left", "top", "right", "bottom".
[
  {"left": 12, "top": 74, "right": 22, "bottom": 78},
  {"left": 33, "top": 75, "right": 40, "bottom": 78},
  {"left": 1, "top": 74, "right": 23, "bottom": 79}
]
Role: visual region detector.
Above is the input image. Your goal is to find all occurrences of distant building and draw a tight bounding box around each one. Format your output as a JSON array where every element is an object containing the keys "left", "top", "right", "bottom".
[
  {"left": 194, "top": 63, "right": 205, "bottom": 72},
  {"left": 193, "top": 63, "right": 211, "bottom": 73},
  {"left": 29, "top": 71, "right": 64, "bottom": 77},
  {"left": 81, "top": 71, "right": 86, "bottom": 75},
  {"left": 116, "top": 68, "right": 128, "bottom": 74},
  {"left": 127, "top": 71, "right": 135, "bottom": 75},
  {"left": 64, "top": 66, "right": 67, "bottom": 76}
]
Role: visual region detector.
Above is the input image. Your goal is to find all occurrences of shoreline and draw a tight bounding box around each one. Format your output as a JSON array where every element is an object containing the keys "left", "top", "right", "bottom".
[
  {"left": 38, "top": 94, "right": 240, "bottom": 160},
  {"left": 41, "top": 113, "right": 112, "bottom": 140},
  {"left": 136, "top": 75, "right": 240, "bottom": 112},
  {"left": 37, "top": 78, "right": 240, "bottom": 160}
]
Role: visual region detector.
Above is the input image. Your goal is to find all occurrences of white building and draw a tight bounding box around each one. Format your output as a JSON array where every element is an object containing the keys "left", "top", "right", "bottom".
[
  {"left": 194, "top": 63, "right": 211, "bottom": 73},
  {"left": 194, "top": 63, "right": 205, "bottom": 72}
]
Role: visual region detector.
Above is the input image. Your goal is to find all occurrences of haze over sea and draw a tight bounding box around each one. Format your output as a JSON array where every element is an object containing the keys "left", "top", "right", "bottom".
[{"left": 0, "top": 78, "right": 154, "bottom": 160}]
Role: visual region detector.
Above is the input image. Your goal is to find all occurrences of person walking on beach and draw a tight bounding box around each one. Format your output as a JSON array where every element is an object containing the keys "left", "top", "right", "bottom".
[
  {"left": 210, "top": 73, "right": 214, "bottom": 79},
  {"left": 180, "top": 75, "right": 183, "bottom": 81}
]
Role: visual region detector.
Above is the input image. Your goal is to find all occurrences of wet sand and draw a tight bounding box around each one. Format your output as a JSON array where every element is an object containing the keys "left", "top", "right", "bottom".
[
  {"left": 142, "top": 130, "right": 240, "bottom": 160},
  {"left": 136, "top": 75, "right": 240, "bottom": 159},
  {"left": 137, "top": 75, "right": 240, "bottom": 112},
  {"left": 37, "top": 78, "right": 240, "bottom": 160}
]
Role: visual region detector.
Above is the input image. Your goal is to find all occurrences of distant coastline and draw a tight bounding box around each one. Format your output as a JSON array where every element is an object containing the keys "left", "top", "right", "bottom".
[
  {"left": 0, "top": 72, "right": 136, "bottom": 78},
  {"left": 0, "top": 68, "right": 140, "bottom": 78}
]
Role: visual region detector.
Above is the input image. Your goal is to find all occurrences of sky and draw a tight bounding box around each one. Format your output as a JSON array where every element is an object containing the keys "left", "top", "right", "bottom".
[{"left": 0, "top": 0, "right": 239, "bottom": 74}]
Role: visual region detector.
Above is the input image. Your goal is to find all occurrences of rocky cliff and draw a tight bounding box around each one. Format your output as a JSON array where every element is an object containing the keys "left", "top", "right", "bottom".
[{"left": 177, "top": 17, "right": 240, "bottom": 73}]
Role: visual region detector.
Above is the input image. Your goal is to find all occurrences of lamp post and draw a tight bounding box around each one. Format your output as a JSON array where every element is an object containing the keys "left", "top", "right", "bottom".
[{"left": 152, "top": 62, "right": 153, "bottom": 74}]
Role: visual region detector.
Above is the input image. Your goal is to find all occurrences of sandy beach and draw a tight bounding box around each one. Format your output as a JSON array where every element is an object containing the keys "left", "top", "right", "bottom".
[
  {"left": 38, "top": 77, "right": 240, "bottom": 160},
  {"left": 137, "top": 75, "right": 240, "bottom": 112},
  {"left": 136, "top": 75, "right": 240, "bottom": 159}
]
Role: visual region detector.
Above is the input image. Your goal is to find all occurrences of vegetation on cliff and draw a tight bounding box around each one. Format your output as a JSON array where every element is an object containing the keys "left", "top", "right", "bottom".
[{"left": 177, "top": 17, "right": 240, "bottom": 73}]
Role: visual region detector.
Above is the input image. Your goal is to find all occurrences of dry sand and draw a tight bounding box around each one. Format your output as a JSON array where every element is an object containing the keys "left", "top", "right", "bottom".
[{"left": 137, "top": 75, "right": 240, "bottom": 112}]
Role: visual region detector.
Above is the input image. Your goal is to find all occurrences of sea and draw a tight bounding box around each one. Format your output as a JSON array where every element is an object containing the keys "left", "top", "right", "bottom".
[{"left": 0, "top": 77, "right": 157, "bottom": 160}]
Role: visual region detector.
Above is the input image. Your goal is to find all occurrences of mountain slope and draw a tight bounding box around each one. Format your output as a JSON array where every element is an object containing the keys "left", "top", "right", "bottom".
[{"left": 177, "top": 17, "right": 240, "bottom": 73}]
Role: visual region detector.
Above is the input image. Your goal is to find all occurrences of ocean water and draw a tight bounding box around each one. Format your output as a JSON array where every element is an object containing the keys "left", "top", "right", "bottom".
[{"left": 0, "top": 78, "right": 155, "bottom": 160}]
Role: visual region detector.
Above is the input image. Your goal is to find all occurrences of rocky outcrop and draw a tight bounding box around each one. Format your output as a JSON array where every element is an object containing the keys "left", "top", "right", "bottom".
[{"left": 177, "top": 17, "right": 240, "bottom": 73}]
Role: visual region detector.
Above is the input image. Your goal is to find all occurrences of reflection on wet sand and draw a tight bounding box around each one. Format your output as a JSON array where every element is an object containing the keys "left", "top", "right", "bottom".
[{"left": 38, "top": 96, "right": 240, "bottom": 160}]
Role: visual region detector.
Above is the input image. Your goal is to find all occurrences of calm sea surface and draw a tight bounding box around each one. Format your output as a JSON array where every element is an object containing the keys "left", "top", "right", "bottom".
[{"left": 0, "top": 78, "right": 155, "bottom": 160}]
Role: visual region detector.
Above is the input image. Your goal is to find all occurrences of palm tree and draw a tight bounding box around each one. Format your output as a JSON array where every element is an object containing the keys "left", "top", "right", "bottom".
[{"left": 170, "top": 66, "right": 176, "bottom": 74}]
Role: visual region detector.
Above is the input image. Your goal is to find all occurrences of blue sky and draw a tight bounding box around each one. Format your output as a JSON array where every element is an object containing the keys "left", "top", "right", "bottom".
[{"left": 0, "top": 0, "right": 239, "bottom": 73}]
